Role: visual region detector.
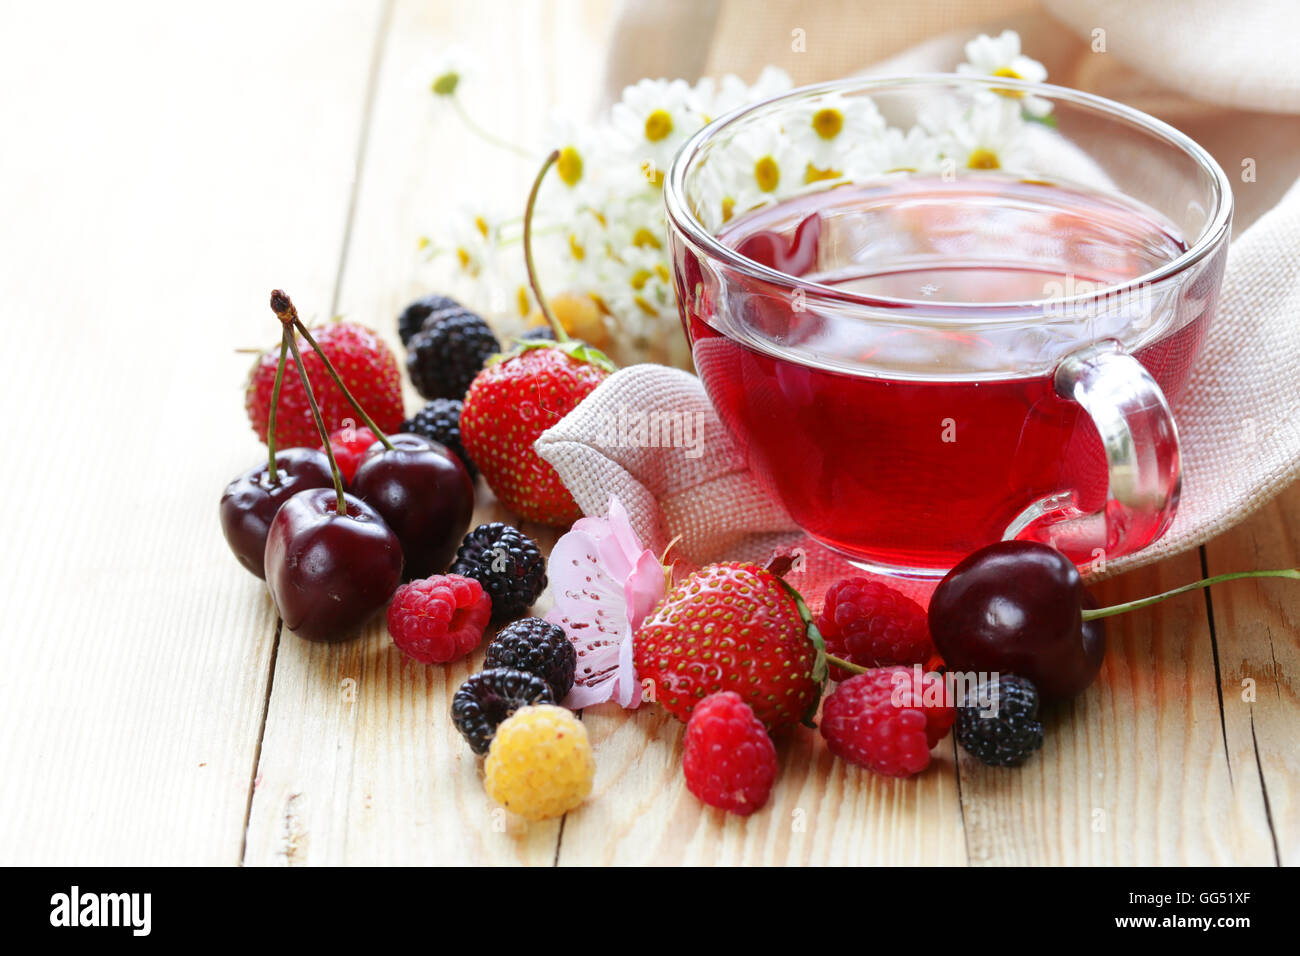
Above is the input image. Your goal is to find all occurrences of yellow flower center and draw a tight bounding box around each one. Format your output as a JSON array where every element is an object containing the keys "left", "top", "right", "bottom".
[
  {"left": 557, "top": 146, "right": 583, "bottom": 187},
  {"left": 991, "top": 66, "right": 1026, "bottom": 99},
  {"left": 474, "top": 216, "right": 489, "bottom": 239},
  {"left": 812, "top": 107, "right": 844, "bottom": 140},
  {"left": 632, "top": 227, "right": 662, "bottom": 250},
  {"left": 568, "top": 234, "right": 586, "bottom": 260},
  {"left": 516, "top": 286, "right": 531, "bottom": 317},
  {"left": 633, "top": 294, "right": 659, "bottom": 316},
  {"left": 968, "top": 148, "right": 1001, "bottom": 170},
  {"left": 431, "top": 71, "right": 460, "bottom": 96},
  {"left": 804, "top": 162, "right": 841, "bottom": 184},
  {"left": 754, "top": 156, "right": 780, "bottom": 192},
  {"left": 654, "top": 263, "right": 670, "bottom": 283},
  {"left": 721, "top": 197, "right": 736, "bottom": 223},
  {"left": 456, "top": 247, "right": 472, "bottom": 269},
  {"left": 630, "top": 269, "right": 652, "bottom": 290},
  {"left": 644, "top": 109, "right": 674, "bottom": 143}
]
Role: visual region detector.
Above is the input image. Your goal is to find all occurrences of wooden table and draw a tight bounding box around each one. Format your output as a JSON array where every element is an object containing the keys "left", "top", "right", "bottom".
[{"left": 1, "top": 0, "right": 1294, "bottom": 866}]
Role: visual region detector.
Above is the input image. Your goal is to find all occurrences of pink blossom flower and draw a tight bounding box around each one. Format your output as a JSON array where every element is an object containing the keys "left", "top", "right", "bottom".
[{"left": 546, "top": 497, "right": 665, "bottom": 709}]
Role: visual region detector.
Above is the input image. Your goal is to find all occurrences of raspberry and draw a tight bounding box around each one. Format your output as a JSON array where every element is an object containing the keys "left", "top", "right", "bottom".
[
  {"left": 484, "top": 617, "right": 576, "bottom": 699},
  {"left": 451, "top": 668, "right": 555, "bottom": 755},
  {"left": 386, "top": 574, "right": 492, "bottom": 664},
  {"left": 397, "top": 293, "right": 462, "bottom": 347},
  {"left": 817, "top": 578, "right": 939, "bottom": 681},
  {"left": 819, "top": 666, "right": 955, "bottom": 777},
  {"left": 406, "top": 309, "right": 500, "bottom": 400},
  {"left": 682, "top": 692, "right": 777, "bottom": 816},
  {"left": 402, "top": 398, "right": 476, "bottom": 481},
  {"left": 955, "top": 674, "right": 1044, "bottom": 767},
  {"left": 484, "top": 705, "right": 594, "bottom": 820},
  {"left": 450, "top": 523, "right": 547, "bottom": 624},
  {"left": 321, "top": 425, "right": 378, "bottom": 484}
]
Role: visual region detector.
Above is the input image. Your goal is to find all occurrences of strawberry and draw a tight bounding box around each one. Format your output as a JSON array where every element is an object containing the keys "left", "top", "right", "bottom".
[
  {"left": 245, "top": 321, "right": 404, "bottom": 448},
  {"left": 460, "top": 341, "right": 611, "bottom": 525},
  {"left": 633, "top": 562, "right": 826, "bottom": 728}
]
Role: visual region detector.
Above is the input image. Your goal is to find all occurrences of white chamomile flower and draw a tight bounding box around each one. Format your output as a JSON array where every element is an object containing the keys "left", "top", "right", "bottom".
[
  {"left": 692, "top": 67, "right": 793, "bottom": 121},
  {"left": 428, "top": 45, "right": 475, "bottom": 99},
  {"left": 437, "top": 204, "right": 500, "bottom": 278},
  {"left": 956, "top": 29, "right": 1052, "bottom": 117},
  {"left": 790, "top": 91, "right": 887, "bottom": 181},
  {"left": 878, "top": 125, "right": 944, "bottom": 174},
  {"left": 699, "top": 126, "right": 807, "bottom": 229},
  {"left": 931, "top": 94, "right": 1033, "bottom": 174},
  {"left": 610, "top": 78, "right": 706, "bottom": 189},
  {"left": 542, "top": 118, "right": 612, "bottom": 213}
]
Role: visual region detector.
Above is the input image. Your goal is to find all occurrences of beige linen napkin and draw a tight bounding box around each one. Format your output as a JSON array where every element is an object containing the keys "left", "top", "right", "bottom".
[{"left": 539, "top": 0, "right": 1300, "bottom": 585}]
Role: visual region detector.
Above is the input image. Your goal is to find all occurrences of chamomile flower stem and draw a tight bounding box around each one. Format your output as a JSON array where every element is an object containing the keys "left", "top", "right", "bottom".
[
  {"left": 290, "top": 319, "right": 396, "bottom": 452},
  {"left": 1080, "top": 569, "right": 1300, "bottom": 622},
  {"left": 271, "top": 291, "right": 348, "bottom": 516},
  {"left": 524, "top": 149, "right": 569, "bottom": 342},
  {"left": 451, "top": 97, "right": 534, "bottom": 160},
  {"left": 265, "top": 326, "right": 290, "bottom": 484}
]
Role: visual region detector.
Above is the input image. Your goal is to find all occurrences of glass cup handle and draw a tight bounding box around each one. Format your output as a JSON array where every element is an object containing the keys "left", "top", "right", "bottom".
[{"left": 1006, "top": 340, "right": 1182, "bottom": 563}]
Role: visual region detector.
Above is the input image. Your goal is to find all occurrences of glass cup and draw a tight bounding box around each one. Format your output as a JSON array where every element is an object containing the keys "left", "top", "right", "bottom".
[{"left": 665, "top": 75, "right": 1232, "bottom": 577}]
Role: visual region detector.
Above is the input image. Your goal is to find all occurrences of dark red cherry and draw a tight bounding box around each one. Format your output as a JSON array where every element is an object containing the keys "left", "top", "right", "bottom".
[
  {"left": 928, "top": 541, "right": 1106, "bottom": 699},
  {"left": 350, "top": 433, "right": 474, "bottom": 580},
  {"left": 219, "top": 448, "right": 334, "bottom": 579},
  {"left": 735, "top": 212, "right": 821, "bottom": 276},
  {"left": 264, "top": 487, "right": 403, "bottom": 642}
]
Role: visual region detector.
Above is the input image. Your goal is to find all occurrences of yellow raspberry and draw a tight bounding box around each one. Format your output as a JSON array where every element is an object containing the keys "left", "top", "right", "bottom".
[
  {"left": 484, "top": 705, "right": 594, "bottom": 821},
  {"left": 528, "top": 292, "right": 609, "bottom": 347}
]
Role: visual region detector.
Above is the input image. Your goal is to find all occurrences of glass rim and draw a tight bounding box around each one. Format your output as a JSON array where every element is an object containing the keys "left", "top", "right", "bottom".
[{"left": 663, "top": 73, "right": 1234, "bottom": 319}]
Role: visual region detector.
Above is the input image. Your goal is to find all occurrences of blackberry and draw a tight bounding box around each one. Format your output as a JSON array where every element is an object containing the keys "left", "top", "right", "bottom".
[
  {"left": 401, "top": 398, "right": 477, "bottom": 481},
  {"left": 485, "top": 618, "right": 576, "bottom": 699},
  {"left": 406, "top": 309, "right": 500, "bottom": 400},
  {"left": 955, "top": 674, "right": 1044, "bottom": 768},
  {"left": 451, "top": 667, "right": 555, "bottom": 755},
  {"left": 518, "top": 325, "right": 556, "bottom": 342},
  {"left": 397, "top": 293, "right": 462, "bottom": 347},
  {"left": 450, "top": 523, "right": 547, "bottom": 624}
]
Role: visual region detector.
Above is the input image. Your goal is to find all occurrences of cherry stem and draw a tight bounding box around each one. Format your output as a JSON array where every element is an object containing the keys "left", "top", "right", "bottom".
[
  {"left": 271, "top": 291, "right": 348, "bottom": 516},
  {"left": 824, "top": 653, "right": 869, "bottom": 676},
  {"left": 290, "top": 318, "right": 395, "bottom": 451},
  {"left": 1081, "top": 568, "right": 1300, "bottom": 621},
  {"left": 265, "top": 326, "right": 290, "bottom": 484},
  {"left": 524, "top": 149, "right": 568, "bottom": 343}
]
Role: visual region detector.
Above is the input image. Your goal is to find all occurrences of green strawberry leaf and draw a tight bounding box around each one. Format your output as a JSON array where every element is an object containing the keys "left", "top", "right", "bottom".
[
  {"left": 777, "top": 576, "right": 828, "bottom": 728},
  {"left": 491, "top": 337, "right": 618, "bottom": 374}
]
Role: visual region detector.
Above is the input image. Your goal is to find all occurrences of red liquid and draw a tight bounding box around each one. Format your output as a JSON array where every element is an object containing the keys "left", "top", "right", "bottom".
[{"left": 678, "top": 178, "right": 1219, "bottom": 573}]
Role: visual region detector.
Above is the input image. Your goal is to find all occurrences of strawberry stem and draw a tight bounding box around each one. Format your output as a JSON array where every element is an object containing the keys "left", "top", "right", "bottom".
[
  {"left": 265, "top": 325, "right": 290, "bottom": 484},
  {"left": 1081, "top": 568, "right": 1300, "bottom": 621},
  {"left": 524, "top": 149, "right": 568, "bottom": 343},
  {"left": 290, "top": 318, "right": 395, "bottom": 451},
  {"left": 824, "top": 653, "right": 869, "bottom": 676},
  {"left": 271, "top": 290, "right": 348, "bottom": 515}
]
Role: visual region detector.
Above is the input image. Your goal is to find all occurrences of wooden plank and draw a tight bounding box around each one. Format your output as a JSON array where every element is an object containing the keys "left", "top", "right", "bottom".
[
  {"left": 242, "top": 0, "right": 614, "bottom": 866},
  {"left": 1203, "top": 480, "right": 1300, "bottom": 865},
  {"left": 0, "top": 0, "right": 381, "bottom": 864},
  {"left": 955, "top": 550, "right": 1277, "bottom": 865},
  {"left": 559, "top": 704, "right": 967, "bottom": 865}
]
